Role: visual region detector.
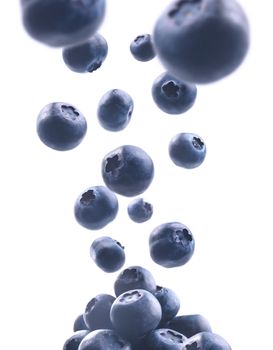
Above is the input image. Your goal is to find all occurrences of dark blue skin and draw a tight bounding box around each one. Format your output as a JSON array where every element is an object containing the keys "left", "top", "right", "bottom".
[
  {"left": 152, "top": 72, "right": 197, "bottom": 115},
  {"left": 169, "top": 133, "right": 206, "bottom": 169},
  {"left": 101, "top": 145, "right": 154, "bottom": 197},
  {"left": 167, "top": 315, "right": 212, "bottom": 338},
  {"left": 181, "top": 332, "right": 231, "bottom": 350},
  {"left": 142, "top": 329, "right": 187, "bottom": 350},
  {"left": 63, "top": 330, "right": 90, "bottom": 350},
  {"left": 127, "top": 198, "right": 153, "bottom": 223},
  {"left": 90, "top": 236, "right": 125, "bottom": 273},
  {"left": 78, "top": 329, "right": 132, "bottom": 350},
  {"left": 154, "top": 286, "right": 180, "bottom": 324},
  {"left": 21, "top": 0, "right": 106, "bottom": 47},
  {"left": 149, "top": 222, "right": 195, "bottom": 268},
  {"left": 37, "top": 102, "right": 87, "bottom": 151},
  {"left": 62, "top": 33, "right": 108, "bottom": 73},
  {"left": 114, "top": 266, "right": 157, "bottom": 297},
  {"left": 130, "top": 34, "right": 156, "bottom": 62},
  {"left": 97, "top": 89, "right": 134, "bottom": 132},
  {"left": 83, "top": 294, "right": 115, "bottom": 331},
  {"left": 110, "top": 289, "right": 162, "bottom": 340},
  {"left": 153, "top": 0, "right": 250, "bottom": 84},
  {"left": 73, "top": 314, "right": 89, "bottom": 332},
  {"left": 74, "top": 186, "right": 119, "bottom": 230}
]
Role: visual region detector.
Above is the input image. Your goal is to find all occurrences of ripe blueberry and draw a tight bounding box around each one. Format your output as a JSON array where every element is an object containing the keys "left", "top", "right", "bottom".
[
  {"left": 169, "top": 133, "right": 206, "bottom": 169},
  {"left": 167, "top": 315, "right": 212, "bottom": 338},
  {"left": 181, "top": 332, "right": 231, "bottom": 350},
  {"left": 62, "top": 33, "right": 108, "bottom": 73},
  {"left": 127, "top": 198, "right": 153, "bottom": 223},
  {"left": 63, "top": 330, "right": 89, "bottom": 350},
  {"left": 153, "top": 0, "right": 250, "bottom": 83},
  {"left": 73, "top": 314, "right": 89, "bottom": 332},
  {"left": 154, "top": 286, "right": 180, "bottom": 324},
  {"left": 152, "top": 72, "right": 197, "bottom": 115},
  {"left": 143, "top": 328, "right": 187, "bottom": 350},
  {"left": 21, "top": 0, "right": 106, "bottom": 47},
  {"left": 37, "top": 102, "right": 87, "bottom": 151},
  {"left": 149, "top": 222, "right": 195, "bottom": 268},
  {"left": 97, "top": 89, "right": 134, "bottom": 132},
  {"left": 74, "top": 186, "right": 118, "bottom": 230},
  {"left": 90, "top": 236, "right": 125, "bottom": 273},
  {"left": 130, "top": 34, "right": 156, "bottom": 62},
  {"left": 101, "top": 145, "right": 154, "bottom": 197}
]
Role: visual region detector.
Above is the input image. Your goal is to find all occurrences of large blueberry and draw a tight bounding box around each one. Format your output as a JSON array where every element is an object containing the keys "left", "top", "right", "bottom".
[
  {"left": 21, "top": 0, "right": 106, "bottom": 47},
  {"left": 37, "top": 102, "right": 87, "bottom": 151},
  {"left": 149, "top": 222, "right": 195, "bottom": 268},
  {"left": 78, "top": 329, "right": 132, "bottom": 350},
  {"left": 152, "top": 72, "right": 197, "bottom": 114},
  {"left": 97, "top": 90, "right": 134, "bottom": 132},
  {"left": 110, "top": 289, "right": 162, "bottom": 340},
  {"left": 90, "top": 236, "right": 125, "bottom": 273},
  {"left": 153, "top": 0, "right": 250, "bottom": 83},
  {"left": 73, "top": 314, "right": 89, "bottom": 332},
  {"left": 167, "top": 315, "right": 212, "bottom": 338},
  {"left": 143, "top": 328, "right": 187, "bottom": 350},
  {"left": 74, "top": 186, "right": 119, "bottom": 230},
  {"left": 84, "top": 294, "right": 115, "bottom": 331},
  {"left": 62, "top": 33, "right": 108, "bottom": 73},
  {"left": 63, "top": 330, "right": 90, "bottom": 350},
  {"left": 101, "top": 145, "right": 154, "bottom": 197},
  {"left": 114, "top": 266, "right": 157, "bottom": 297},
  {"left": 181, "top": 332, "right": 231, "bottom": 349},
  {"left": 127, "top": 198, "right": 153, "bottom": 223},
  {"left": 169, "top": 133, "right": 206, "bottom": 169},
  {"left": 154, "top": 286, "right": 180, "bottom": 324},
  {"left": 130, "top": 34, "right": 156, "bottom": 62}
]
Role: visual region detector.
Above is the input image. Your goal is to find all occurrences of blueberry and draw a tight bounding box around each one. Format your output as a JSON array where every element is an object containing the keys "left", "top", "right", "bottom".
[
  {"left": 63, "top": 330, "right": 90, "bottom": 350},
  {"left": 110, "top": 289, "right": 162, "bottom": 340},
  {"left": 167, "top": 315, "right": 212, "bottom": 338},
  {"left": 97, "top": 90, "right": 134, "bottom": 132},
  {"left": 181, "top": 332, "right": 231, "bottom": 350},
  {"left": 62, "top": 34, "right": 108, "bottom": 73},
  {"left": 130, "top": 34, "right": 156, "bottom": 62},
  {"left": 127, "top": 198, "right": 153, "bottom": 223},
  {"left": 37, "top": 102, "right": 87, "bottom": 151},
  {"left": 83, "top": 294, "right": 115, "bottom": 331},
  {"left": 74, "top": 186, "right": 119, "bottom": 230},
  {"left": 153, "top": 0, "right": 250, "bottom": 83},
  {"left": 169, "top": 133, "right": 206, "bottom": 169},
  {"left": 152, "top": 72, "right": 197, "bottom": 115},
  {"left": 78, "top": 329, "right": 132, "bottom": 350},
  {"left": 149, "top": 222, "right": 195, "bottom": 268},
  {"left": 114, "top": 266, "right": 157, "bottom": 297},
  {"left": 90, "top": 236, "right": 125, "bottom": 273},
  {"left": 21, "top": 0, "right": 106, "bottom": 47},
  {"left": 73, "top": 314, "right": 89, "bottom": 332},
  {"left": 101, "top": 145, "right": 154, "bottom": 197},
  {"left": 142, "top": 329, "right": 187, "bottom": 350},
  {"left": 154, "top": 286, "right": 180, "bottom": 324}
]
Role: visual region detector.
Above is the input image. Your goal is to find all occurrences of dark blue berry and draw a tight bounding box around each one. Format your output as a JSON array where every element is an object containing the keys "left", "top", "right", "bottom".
[
  {"left": 114, "top": 266, "right": 157, "bottom": 297},
  {"left": 142, "top": 329, "right": 187, "bottom": 350},
  {"left": 169, "top": 133, "right": 206, "bottom": 169},
  {"left": 110, "top": 289, "right": 162, "bottom": 340},
  {"left": 127, "top": 198, "right": 153, "bottom": 223},
  {"left": 21, "top": 0, "right": 106, "bottom": 47},
  {"left": 182, "top": 332, "right": 231, "bottom": 350},
  {"left": 152, "top": 72, "right": 197, "bottom": 114},
  {"left": 83, "top": 294, "right": 115, "bottom": 331},
  {"left": 97, "top": 90, "right": 134, "bottom": 132},
  {"left": 73, "top": 314, "right": 89, "bottom": 332},
  {"left": 74, "top": 186, "right": 119, "bottom": 230},
  {"left": 101, "top": 145, "right": 154, "bottom": 197},
  {"left": 167, "top": 315, "right": 212, "bottom": 338},
  {"left": 63, "top": 330, "right": 89, "bottom": 350},
  {"left": 153, "top": 0, "right": 250, "bottom": 83},
  {"left": 78, "top": 329, "right": 132, "bottom": 350},
  {"left": 62, "top": 33, "right": 108, "bottom": 73},
  {"left": 154, "top": 286, "right": 180, "bottom": 324},
  {"left": 149, "top": 222, "right": 195, "bottom": 268},
  {"left": 90, "top": 236, "right": 125, "bottom": 273},
  {"left": 37, "top": 102, "right": 87, "bottom": 151},
  {"left": 130, "top": 34, "right": 156, "bottom": 62}
]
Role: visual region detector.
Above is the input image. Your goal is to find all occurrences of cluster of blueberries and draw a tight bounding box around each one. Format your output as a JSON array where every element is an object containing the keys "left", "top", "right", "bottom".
[{"left": 20, "top": 0, "right": 250, "bottom": 349}]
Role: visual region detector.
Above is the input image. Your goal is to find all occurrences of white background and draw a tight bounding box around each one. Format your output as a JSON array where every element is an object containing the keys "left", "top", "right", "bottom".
[{"left": 1, "top": 1, "right": 273, "bottom": 349}]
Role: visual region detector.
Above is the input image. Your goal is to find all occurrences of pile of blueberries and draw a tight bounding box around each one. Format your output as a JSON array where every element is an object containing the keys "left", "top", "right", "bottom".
[{"left": 20, "top": 0, "right": 250, "bottom": 349}]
